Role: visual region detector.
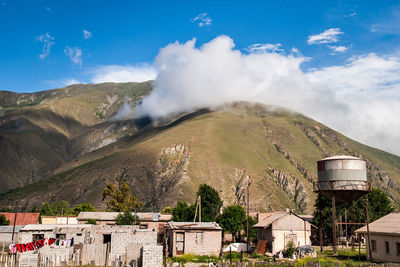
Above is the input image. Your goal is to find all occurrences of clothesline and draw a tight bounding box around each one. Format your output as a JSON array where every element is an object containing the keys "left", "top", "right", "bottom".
[{"left": 8, "top": 238, "right": 74, "bottom": 254}]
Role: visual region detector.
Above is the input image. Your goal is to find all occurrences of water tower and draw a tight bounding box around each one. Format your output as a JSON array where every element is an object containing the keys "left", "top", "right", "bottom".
[{"left": 314, "top": 155, "right": 372, "bottom": 257}]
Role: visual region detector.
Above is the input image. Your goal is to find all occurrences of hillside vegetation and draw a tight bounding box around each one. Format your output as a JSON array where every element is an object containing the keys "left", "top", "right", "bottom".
[{"left": 1, "top": 86, "right": 399, "bottom": 214}]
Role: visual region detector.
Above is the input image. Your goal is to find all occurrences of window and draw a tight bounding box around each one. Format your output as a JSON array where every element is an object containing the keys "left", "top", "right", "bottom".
[
  {"left": 371, "top": 240, "right": 376, "bottom": 252},
  {"left": 196, "top": 232, "right": 203, "bottom": 245},
  {"left": 397, "top": 242, "right": 400, "bottom": 256},
  {"left": 32, "top": 234, "right": 44, "bottom": 242},
  {"left": 56, "top": 234, "right": 66, "bottom": 240},
  {"left": 140, "top": 224, "right": 148, "bottom": 229},
  {"left": 385, "top": 241, "right": 390, "bottom": 254}
]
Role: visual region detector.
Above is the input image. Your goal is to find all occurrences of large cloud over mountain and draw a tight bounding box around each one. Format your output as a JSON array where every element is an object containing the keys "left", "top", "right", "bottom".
[{"left": 138, "top": 35, "right": 400, "bottom": 155}]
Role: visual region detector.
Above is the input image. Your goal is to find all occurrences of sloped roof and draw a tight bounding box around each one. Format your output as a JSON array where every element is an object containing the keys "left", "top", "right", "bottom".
[
  {"left": 21, "top": 224, "right": 93, "bottom": 232},
  {"left": 253, "top": 212, "right": 287, "bottom": 228},
  {"left": 0, "top": 213, "right": 40, "bottom": 226},
  {"left": 355, "top": 212, "right": 400, "bottom": 236},
  {"left": 167, "top": 222, "right": 222, "bottom": 230}
]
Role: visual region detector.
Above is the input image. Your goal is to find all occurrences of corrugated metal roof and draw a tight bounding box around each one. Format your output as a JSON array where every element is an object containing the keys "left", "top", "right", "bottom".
[
  {"left": 253, "top": 212, "right": 287, "bottom": 228},
  {"left": 21, "top": 224, "right": 92, "bottom": 232},
  {"left": 355, "top": 212, "right": 400, "bottom": 236},
  {"left": 0, "top": 213, "right": 40, "bottom": 226},
  {"left": 167, "top": 222, "right": 222, "bottom": 230},
  {"left": 320, "top": 155, "right": 361, "bottom": 161},
  {"left": 0, "top": 226, "right": 23, "bottom": 233}
]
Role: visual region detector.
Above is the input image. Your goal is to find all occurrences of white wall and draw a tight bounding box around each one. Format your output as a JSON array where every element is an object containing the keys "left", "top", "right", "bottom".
[{"left": 366, "top": 233, "right": 400, "bottom": 263}]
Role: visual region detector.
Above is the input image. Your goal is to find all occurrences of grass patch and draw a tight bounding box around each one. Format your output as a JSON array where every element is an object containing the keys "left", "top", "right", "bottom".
[{"left": 170, "top": 253, "right": 220, "bottom": 263}]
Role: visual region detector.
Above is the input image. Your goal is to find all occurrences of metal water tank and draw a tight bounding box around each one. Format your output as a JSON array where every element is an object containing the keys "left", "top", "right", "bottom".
[{"left": 315, "top": 155, "right": 369, "bottom": 202}]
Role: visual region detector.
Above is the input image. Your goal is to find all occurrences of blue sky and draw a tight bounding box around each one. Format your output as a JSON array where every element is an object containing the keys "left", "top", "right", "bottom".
[{"left": 1, "top": 0, "right": 400, "bottom": 93}]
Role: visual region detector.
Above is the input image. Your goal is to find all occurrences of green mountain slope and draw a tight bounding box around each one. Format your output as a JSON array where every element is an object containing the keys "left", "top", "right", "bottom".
[
  {"left": 0, "top": 82, "right": 151, "bottom": 192},
  {"left": 1, "top": 102, "right": 399, "bottom": 213}
]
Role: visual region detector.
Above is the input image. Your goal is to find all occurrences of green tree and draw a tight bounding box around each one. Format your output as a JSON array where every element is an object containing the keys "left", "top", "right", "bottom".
[
  {"left": 314, "top": 188, "right": 394, "bottom": 245},
  {"left": 218, "top": 205, "right": 246, "bottom": 241},
  {"left": 52, "top": 200, "right": 73, "bottom": 216},
  {"left": 40, "top": 202, "right": 55, "bottom": 216},
  {"left": 172, "top": 201, "right": 195, "bottom": 222},
  {"left": 73, "top": 203, "right": 97, "bottom": 214},
  {"left": 196, "top": 183, "right": 223, "bottom": 222},
  {"left": 115, "top": 211, "right": 140, "bottom": 225},
  {"left": 86, "top": 219, "right": 97, "bottom": 225},
  {"left": 0, "top": 214, "right": 10, "bottom": 225},
  {"left": 102, "top": 182, "right": 143, "bottom": 212},
  {"left": 247, "top": 216, "right": 258, "bottom": 242},
  {"left": 161, "top": 206, "right": 174, "bottom": 214}
]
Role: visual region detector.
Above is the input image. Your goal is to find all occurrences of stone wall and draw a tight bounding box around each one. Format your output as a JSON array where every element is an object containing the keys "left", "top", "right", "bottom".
[{"left": 170, "top": 230, "right": 222, "bottom": 256}]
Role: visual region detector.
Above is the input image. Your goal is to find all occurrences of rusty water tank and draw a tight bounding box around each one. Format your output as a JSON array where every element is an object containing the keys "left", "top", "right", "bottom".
[{"left": 315, "top": 155, "right": 370, "bottom": 202}]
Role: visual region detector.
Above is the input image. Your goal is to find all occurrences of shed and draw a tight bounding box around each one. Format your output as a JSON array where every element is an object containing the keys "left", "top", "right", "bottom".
[
  {"left": 355, "top": 212, "right": 400, "bottom": 263},
  {"left": 165, "top": 222, "right": 222, "bottom": 257},
  {"left": 253, "top": 210, "right": 312, "bottom": 254},
  {"left": 0, "top": 225, "right": 23, "bottom": 245}
]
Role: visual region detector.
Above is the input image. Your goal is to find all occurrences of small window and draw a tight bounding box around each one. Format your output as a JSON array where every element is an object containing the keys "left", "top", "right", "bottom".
[
  {"left": 103, "top": 234, "right": 111, "bottom": 243},
  {"left": 32, "top": 234, "right": 44, "bottom": 242},
  {"left": 396, "top": 242, "right": 400, "bottom": 256},
  {"left": 140, "top": 224, "right": 148, "bottom": 229},
  {"left": 385, "top": 241, "right": 390, "bottom": 254},
  {"left": 56, "top": 234, "right": 66, "bottom": 240},
  {"left": 196, "top": 232, "right": 203, "bottom": 245},
  {"left": 371, "top": 240, "right": 376, "bottom": 252},
  {"left": 76, "top": 233, "right": 82, "bottom": 236}
]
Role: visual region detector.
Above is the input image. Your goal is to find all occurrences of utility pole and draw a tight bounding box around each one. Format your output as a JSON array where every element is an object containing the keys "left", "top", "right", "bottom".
[
  {"left": 332, "top": 196, "right": 337, "bottom": 255},
  {"left": 199, "top": 195, "right": 201, "bottom": 223},
  {"left": 365, "top": 194, "right": 373, "bottom": 262},
  {"left": 11, "top": 204, "right": 18, "bottom": 244},
  {"left": 246, "top": 175, "right": 252, "bottom": 253}
]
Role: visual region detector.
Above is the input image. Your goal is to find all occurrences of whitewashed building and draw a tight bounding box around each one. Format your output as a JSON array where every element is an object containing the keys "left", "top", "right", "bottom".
[{"left": 253, "top": 210, "right": 312, "bottom": 254}]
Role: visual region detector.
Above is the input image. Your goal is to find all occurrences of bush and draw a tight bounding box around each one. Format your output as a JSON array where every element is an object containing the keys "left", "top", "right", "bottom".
[
  {"left": 283, "top": 241, "right": 295, "bottom": 258},
  {"left": 85, "top": 219, "right": 97, "bottom": 225}
]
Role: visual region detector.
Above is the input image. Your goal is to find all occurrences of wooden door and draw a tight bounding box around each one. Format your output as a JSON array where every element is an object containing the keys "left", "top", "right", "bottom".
[{"left": 176, "top": 232, "right": 185, "bottom": 255}]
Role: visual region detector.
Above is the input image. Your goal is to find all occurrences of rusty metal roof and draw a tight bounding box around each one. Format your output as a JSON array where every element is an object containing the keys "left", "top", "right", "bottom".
[
  {"left": 355, "top": 212, "right": 400, "bottom": 236},
  {"left": 166, "top": 222, "right": 222, "bottom": 230},
  {"left": 0, "top": 213, "right": 40, "bottom": 226}
]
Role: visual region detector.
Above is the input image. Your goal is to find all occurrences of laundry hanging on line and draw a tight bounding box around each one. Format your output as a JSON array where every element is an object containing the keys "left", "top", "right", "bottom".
[{"left": 8, "top": 237, "right": 73, "bottom": 253}]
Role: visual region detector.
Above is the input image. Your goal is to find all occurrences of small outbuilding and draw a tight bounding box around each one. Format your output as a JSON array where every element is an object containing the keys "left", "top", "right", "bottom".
[
  {"left": 253, "top": 210, "right": 312, "bottom": 254},
  {"left": 355, "top": 212, "right": 400, "bottom": 263},
  {"left": 165, "top": 222, "right": 222, "bottom": 257}
]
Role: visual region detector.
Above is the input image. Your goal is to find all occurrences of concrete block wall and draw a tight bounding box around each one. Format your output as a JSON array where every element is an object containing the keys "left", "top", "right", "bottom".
[
  {"left": 142, "top": 244, "right": 163, "bottom": 267},
  {"left": 182, "top": 230, "right": 221, "bottom": 256}
]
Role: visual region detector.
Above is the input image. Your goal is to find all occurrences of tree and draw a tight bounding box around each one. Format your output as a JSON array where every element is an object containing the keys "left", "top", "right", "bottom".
[
  {"left": 102, "top": 182, "right": 143, "bottom": 212},
  {"left": 86, "top": 219, "right": 97, "bottom": 225},
  {"left": 196, "top": 183, "right": 223, "bottom": 222},
  {"left": 116, "top": 211, "right": 140, "bottom": 225},
  {"left": 161, "top": 206, "right": 174, "bottom": 214},
  {"left": 40, "top": 202, "right": 55, "bottom": 216},
  {"left": 73, "top": 203, "right": 97, "bottom": 214},
  {"left": 52, "top": 200, "right": 73, "bottom": 216},
  {"left": 0, "top": 214, "right": 10, "bottom": 225},
  {"left": 172, "top": 201, "right": 195, "bottom": 222},
  {"left": 248, "top": 216, "right": 258, "bottom": 242},
  {"left": 218, "top": 205, "right": 246, "bottom": 241},
  {"left": 314, "top": 188, "right": 394, "bottom": 245}
]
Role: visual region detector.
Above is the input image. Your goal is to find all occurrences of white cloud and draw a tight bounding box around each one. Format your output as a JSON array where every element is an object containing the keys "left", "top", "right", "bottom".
[
  {"left": 62, "top": 78, "right": 81, "bottom": 86},
  {"left": 327, "top": 45, "right": 348, "bottom": 53},
  {"left": 191, "top": 13, "right": 212, "bottom": 27},
  {"left": 83, "top": 30, "right": 92, "bottom": 39},
  {"left": 64, "top": 46, "right": 82, "bottom": 66},
  {"left": 90, "top": 64, "right": 157, "bottom": 83},
  {"left": 307, "top": 28, "right": 343, "bottom": 45},
  {"left": 245, "top": 43, "right": 284, "bottom": 54},
  {"left": 137, "top": 35, "right": 400, "bottom": 155},
  {"left": 344, "top": 12, "right": 357, "bottom": 18},
  {"left": 37, "top": 32, "right": 55, "bottom": 59}
]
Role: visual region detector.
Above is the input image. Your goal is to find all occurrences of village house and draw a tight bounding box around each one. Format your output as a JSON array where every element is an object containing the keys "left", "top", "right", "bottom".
[
  {"left": 165, "top": 222, "right": 222, "bottom": 257},
  {"left": 355, "top": 212, "right": 400, "bottom": 263},
  {"left": 0, "top": 226, "right": 23, "bottom": 246},
  {"left": 16, "top": 224, "right": 162, "bottom": 267},
  {"left": 253, "top": 210, "right": 312, "bottom": 254}
]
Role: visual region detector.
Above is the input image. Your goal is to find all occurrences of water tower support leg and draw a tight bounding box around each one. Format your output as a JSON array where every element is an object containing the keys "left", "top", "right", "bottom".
[
  {"left": 365, "top": 195, "right": 373, "bottom": 262},
  {"left": 332, "top": 196, "right": 337, "bottom": 255}
]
